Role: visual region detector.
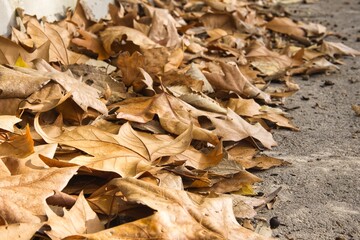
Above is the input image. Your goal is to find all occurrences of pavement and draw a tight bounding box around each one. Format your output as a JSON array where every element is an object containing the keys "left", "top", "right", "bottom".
[{"left": 258, "top": 1, "right": 360, "bottom": 239}]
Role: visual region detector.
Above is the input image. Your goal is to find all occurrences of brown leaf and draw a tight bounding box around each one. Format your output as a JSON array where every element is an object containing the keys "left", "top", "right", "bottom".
[
  {"left": 0, "top": 166, "right": 79, "bottom": 223},
  {"left": 0, "top": 125, "right": 34, "bottom": 158},
  {"left": 19, "top": 82, "right": 70, "bottom": 113},
  {"left": 101, "top": 26, "right": 160, "bottom": 55},
  {"left": 2, "top": 143, "right": 57, "bottom": 175},
  {"left": 116, "top": 51, "right": 144, "bottom": 87},
  {"left": 114, "top": 93, "right": 276, "bottom": 148},
  {"left": 146, "top": 5, "right": 181, "bottom": 48},
  {"left": 13, "top": 60, "right": 107, "bottom": 114},
  {"left": 26, "top": 21, "right": 70, "bottom": 64},
  {"left": 35, "top": 119, "right": 193, "bottom": 177},
  {"left": 0, "top": 35, "right": 49, "bottom": 65},
  {"left": 246, "top": 42, "right": 293, "bottom": 76},
  {"left": 45, "top": 192, "right": 104, "bottom": 239},
  {"left": 72, "top": 29, "right": 109, "bottom": 60},
  {"left": 0, "top": 223, "right": 43, "bottom": 240},
  {"left": 256, "top": 106, "right": 299, "bottom": 131},
  {"left": 320, "top": 41, "right": 360, "bottom": 58},
  {"left": 203, "top": 61, "right": 272, "bottom": 103},
  {"left": 67, "top": 177, "right": 269, "bottom": 240},
  {"left": 0, "top": 65, "right": 49, "bottom": 99},
  {"left": 226, "top": 98, "right": 262, "bottom": 117},
  {"left": 266, "top": 17, "right": 305, "bottom": 37}
]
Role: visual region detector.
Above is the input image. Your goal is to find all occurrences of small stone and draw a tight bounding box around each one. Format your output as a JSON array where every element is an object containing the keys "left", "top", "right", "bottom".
[
  {"left": 270, "top": 217, "right": 280, "bottom": 229},
  {"left": 321, "top": 80, "right": 335, "bottom": 87},
  {"left": 302, "top": 74, "right": 310, "bottom": 80}
]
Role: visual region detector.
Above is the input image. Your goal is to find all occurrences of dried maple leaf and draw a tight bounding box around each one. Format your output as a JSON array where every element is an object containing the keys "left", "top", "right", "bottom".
[
  {"left": 26, "top": 20, "right": 70, "bottom": 64},
  {"left": 0, "top": 125, "right": 34, "bottom": 158},
  {"left": 113, "top": 93, "right": 276, "bottom": 148},
  {"left": 0, "top": 35, "right": 49, "bottom": 65},
  {"left": 72, "top": 29, "right": 109, "bottom": 60},
  {"left": 246, "top": 42, "right": 293, "bottom": 76},
  {"left": 203, "top": 61, "right": 272, "bottom": 103},
  {"left": 0, "top": 223, "right": 43, "bottom": 240},
  {"left": 66, "top": 177, "right": 270, "bottom": 240},
  {"left": 320, "top": 41, "right": 360, "bottom": 58},
  {"left": 35, "top": 118, "right": 193, "bottom": 177},
  {"left": 266, "top": 17, "right": 305, "bottom": 37},
  {"left": 0, "top": 65, "right": 49, "bottom": 99},
  {"left": 11, "top": 59, "right": 107, "bottom": 114},
  {"left": 0, "top": 166, "right": 79, "bottom": 224},
  {"left": 145, "top": 5, "right": 181, "bottom": 48},
  {"left": 101, "top": 26, "right": 160, "bottom": 55},
  {"left": 45, "top": 192, "right": 104, "bottom": 239}
]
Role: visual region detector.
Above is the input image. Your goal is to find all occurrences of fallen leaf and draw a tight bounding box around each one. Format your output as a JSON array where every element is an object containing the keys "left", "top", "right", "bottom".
[
  {"left": 203, "top": 61, "right": 272, "bottom": 103},
  {"left": 101, "top": 26, "right": 160, "bottom": 55},
  {"left": 113, "top": 93, "right": 276, "bottom": 148},
  {"left": 72, "top": 29, "right": 109, "bottom": 60},
  {"left": 35, "top": 118, "right": 193, "bottom": 177},
  {"left": 67, "top": 177, "right": 269, "bottom": 240},
  {"left": 321, "top": 41, "right": 360, "bottom": 57},
  {"left": 0, "top": 223, "right": 43, "bottom": 240},
  {"left": 12, "top": 59, "right": 107, "bottom": 114},
  {"left": 246, "top": 42, "right": 293, "bottom": 76},
  {"left": 0, "top": 166, "right": 78, "bottom": 223},
  {"left": 45, "top": 192, "right": 104, "bottom": 239},
  {"left": 266, "top": 17, "right": 305, "bottom": 37},
  {"left": 0, "top": 125, "right": 34, "bottom": 158},
  {"left": 0, "top": 115, "right": 21, "bottom": 132},
  {"left": 26, "top": 21, "right": 70, "bottom": 64}
]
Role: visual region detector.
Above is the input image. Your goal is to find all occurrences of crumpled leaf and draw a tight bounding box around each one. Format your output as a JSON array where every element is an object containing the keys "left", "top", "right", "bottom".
[
  {"left": 45, "top": 192, "right": 104, "bottom": 240},
  {"left": 320, "top": 41, "right": 360, "bottom": 57},
  {"left": 101, "top": 26, "right": 160, "bottom": 55},
  {"left": 113, "top": 93, "right": 277, "bottom": 148},
  {"left": 266, "top": 17, "right": 305, "bottom": 37},
  {"left": 0, "top": 166, "right": 79, "bottom": 224},
  {"left": 0, "top": 65, "right": 49, "bottom": 98},
  {"left": 0, "top": 125, "right": 34, "bottom": 158},
  {"left": 11, "top": 59, "right": 107, "bottom": 114},
  {"left": 67, "top": 177, "right": 269, "bottom": 240},
  {"left": 72, "top": 29, "right": 110, "bottom": 60},
  {"left": 203, "top": 61, "right": 272, "bottom": 103},
  {"left": 0, "top": 35, "right": 49, "bottom": 65},
  {"left": 146, "top": 5, "right": 181, "bottom": 48},
  {"left": 0, "top": 115, "right": 21, "bottom": 132},
  {"left": 247, "top": 42, "right": 294, "bottom": 76},
  {"left": 26, "top": 21, "right": 69, "bottom": 64},
  {"left": 35, "top": 116, "right": 193, "bottom": 176}
]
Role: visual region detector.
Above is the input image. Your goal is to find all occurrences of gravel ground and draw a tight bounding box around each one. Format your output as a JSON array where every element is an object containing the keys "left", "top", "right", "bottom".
[{"left": 258, "top": 1, "right": 360, "bottom": 239}]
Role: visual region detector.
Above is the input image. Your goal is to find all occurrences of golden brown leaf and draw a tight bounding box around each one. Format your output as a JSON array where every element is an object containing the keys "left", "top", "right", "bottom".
[
  {"left": 266, "top": 17, "right": 305, "bottom": 37},
  {"left": 0, "top": 125, "right": 34, "bottom": 158},
  {"left": 0, "top": 223, "right": 43, "bottom": 240},
  {"left": 0, "top": 166, "right": 79, "bottom": 224},
  {"left": 72, "top": 29, "right": 109, "bottom": 60},
  {"left": 114, "top": 93, "right": 276, "bottom": 148},
  {"left": 67, "top": 177, "right": 269, "bottom": 240},
  {"left": 45, "top": 192, "right": 104, "bottom": 239},
  {"left": 203, "top": 61, "right": 272, "bottom": 103}
]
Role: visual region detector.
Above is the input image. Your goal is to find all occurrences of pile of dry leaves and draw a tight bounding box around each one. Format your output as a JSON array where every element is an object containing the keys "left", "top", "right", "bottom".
[{"left": 0, "top": 0, "right": 359, "bottom": 239}]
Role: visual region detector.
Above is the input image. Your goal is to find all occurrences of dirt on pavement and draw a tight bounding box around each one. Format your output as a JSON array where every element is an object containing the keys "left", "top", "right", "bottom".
[{"left": 257, "top": 1, "right": 360, "bottom": 239}]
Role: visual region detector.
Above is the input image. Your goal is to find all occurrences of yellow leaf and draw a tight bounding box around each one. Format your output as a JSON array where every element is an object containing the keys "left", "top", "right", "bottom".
[{"left": 14, "top": 55, "right": 29, "bottom": 68}]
